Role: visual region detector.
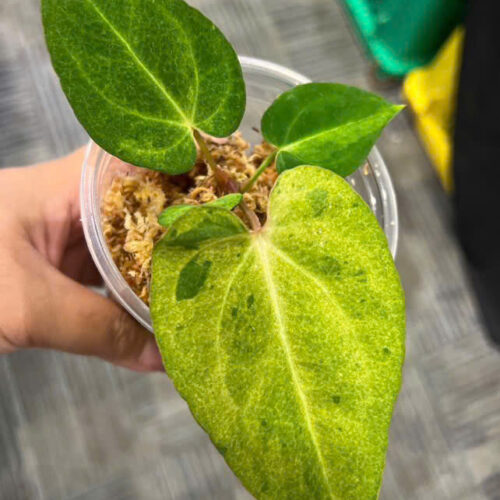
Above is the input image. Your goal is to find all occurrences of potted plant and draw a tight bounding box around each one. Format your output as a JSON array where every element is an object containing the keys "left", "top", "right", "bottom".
[{"left": 43, "top": 1, "right": 405, "bottom": 498}]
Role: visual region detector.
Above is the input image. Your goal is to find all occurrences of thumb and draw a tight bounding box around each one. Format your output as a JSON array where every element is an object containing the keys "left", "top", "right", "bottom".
[{"left": 26, "top": 259, "right": 164, "bottom": 372}]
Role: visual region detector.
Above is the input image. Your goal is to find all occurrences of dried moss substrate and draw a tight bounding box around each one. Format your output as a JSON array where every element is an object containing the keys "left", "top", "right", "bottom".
[{"left": 102, "top": 133, "right": 276, "bottom": 303}]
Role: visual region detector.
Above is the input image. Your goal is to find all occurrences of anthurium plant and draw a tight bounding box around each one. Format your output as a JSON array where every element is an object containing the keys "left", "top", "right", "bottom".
[{"left": 42, "top": 1, "right": 405, "bottom": 498}]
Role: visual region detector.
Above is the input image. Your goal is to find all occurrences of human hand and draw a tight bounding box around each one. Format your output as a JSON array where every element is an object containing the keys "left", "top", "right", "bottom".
[{"left": 0, "top": 148, "right": 163, "bottom": 372}]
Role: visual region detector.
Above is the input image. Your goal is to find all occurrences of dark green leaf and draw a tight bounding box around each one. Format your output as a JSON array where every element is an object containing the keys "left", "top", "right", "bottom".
[
  {"left": 151, "top": 166, "right": 405, "bottom": 499},
  {"left": 42, "top": 0, "right": 245, "bottom": 174},
  {"left": 262, "top": 83, "right": 403, "bottom": 177},
  {"left": 158, "top": 193, "right": 243, "bottom": 228}
]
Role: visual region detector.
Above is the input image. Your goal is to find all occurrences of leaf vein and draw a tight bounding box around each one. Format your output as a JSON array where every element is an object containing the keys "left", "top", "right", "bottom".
[
  {"left": 254, "top": 237, "right": 337, "bottom": 500},
  {"left": 282, "top": 113, "right": 387, "bottom": 152},
  {"left": 282, "top": 105, "right": 312, "bottom": 144},
  {"left": 85, "top": 0, "right": 189, "bottom": 124},
  {"left": 267, "top": 242, "right": 357, "bottom": 329},
  {"left": 214, "top": 246, "right": 253, "bottom": 384},
  {"left": 119, "top": 129, "right": 192, "bottom": 156},
  {"left": 61, "top": 46, "right": 188, "bottom": 128},
  {"left": 156, "top": 3, "right": 200, "bottom": 121},
  {"left": 194, "top": 58, "right": 241, "bottom": 131},
  {"left": 195, "top": 73, "right": 235, "bottom": 131}
]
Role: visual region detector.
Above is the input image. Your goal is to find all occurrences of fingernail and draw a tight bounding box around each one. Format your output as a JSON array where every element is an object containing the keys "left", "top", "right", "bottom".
[{"left": 138, "top": 337, "right": 164, "bottom": 372}]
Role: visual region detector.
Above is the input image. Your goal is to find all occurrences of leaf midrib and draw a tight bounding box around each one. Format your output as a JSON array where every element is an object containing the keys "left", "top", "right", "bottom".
[
  {"left": 85, "top": 0, "right": 191, "bottom": 126},
  {"left": 280, "top": 111, "right": 390, "bottom": 152},
  {"left": 62, "top": 44, "right": 186, "bottom": 128},
  {"left": 253, "top": 236, "right": 337, "bottom": 500}
]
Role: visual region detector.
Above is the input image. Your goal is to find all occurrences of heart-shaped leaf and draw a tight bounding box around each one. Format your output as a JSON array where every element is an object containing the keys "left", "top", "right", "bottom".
[
  {"left": 158, "top": 193, "right": 243, "bottom": 228},
  {"left": 151, "top": 166, "right": 405, "bottom": 499},
  {"left": 262, "top": 83, "right": 403, "bottom": 177},
  {"left": 42, "top": 0, "right": 245, "bottom": 174}
]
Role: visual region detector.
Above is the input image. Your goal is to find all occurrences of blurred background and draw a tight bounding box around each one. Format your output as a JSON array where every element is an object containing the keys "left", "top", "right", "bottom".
[{"left": 1, "top": 0, "right": 500, "bottom": 499}]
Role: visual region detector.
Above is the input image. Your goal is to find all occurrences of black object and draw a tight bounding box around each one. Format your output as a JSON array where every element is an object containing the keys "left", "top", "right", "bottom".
[{"left": 453, "top": 0, "right": 500, "bottom": 343}]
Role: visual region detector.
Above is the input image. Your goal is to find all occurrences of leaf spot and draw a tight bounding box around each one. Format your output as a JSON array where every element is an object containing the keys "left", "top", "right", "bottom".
[
  {"left": 176, "top": 258, "right": 212, "bottom": 301},
  {"left": 307, "top": 188, "right": 329, "bottom": 217},
  {"left": 316, "top": 256, "right": 342, "bottom": 277},
  {"left": 332, "top": 395, "right": 341, "bottom": 404},
  {"left": 247, "top": 294, "right": 255, "bottom": 309}
]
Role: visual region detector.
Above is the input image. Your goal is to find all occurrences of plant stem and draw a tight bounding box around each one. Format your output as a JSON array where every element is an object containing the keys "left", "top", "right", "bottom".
[
  {"left": 240, "top": 199, "right": 261, "bottom": 231},
  {"left": 193, "top": 129, "right": 217, "bottom": 171},
  {"left": 193, "top": 129, "right": 261, "bottom": 231},
  {"left": 241, "top": 151, "right": 277, "bottom": 194},
  {"left": 193, "top": 129, "right": 239, "bottom": 193}
]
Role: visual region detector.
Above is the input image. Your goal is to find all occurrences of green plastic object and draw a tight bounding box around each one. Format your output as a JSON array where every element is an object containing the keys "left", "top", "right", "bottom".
[{"left": 341, "top": 0, "right": 465, "bottom": 77}]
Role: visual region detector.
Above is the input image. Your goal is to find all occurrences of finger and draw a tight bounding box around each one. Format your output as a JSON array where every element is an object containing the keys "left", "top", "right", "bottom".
[
  {"left": 26, "top": 254, "right": 163, "bottom": 372},
  {"left": 16, "top": 148, "right": 87, "bottom": 265},
  {"left": 60, "top": 237, "right": 103, "bottom": 286}
]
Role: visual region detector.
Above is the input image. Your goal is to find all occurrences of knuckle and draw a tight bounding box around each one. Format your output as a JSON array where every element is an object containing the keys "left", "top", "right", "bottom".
[
  {"left": 0, "top": 323, "right": 18, "bottom": 353},
  {"left": 109, "top": 309, "right": 141, "bottom": 360},
  {"left": 0, "top": 289, "right": 33, "bottom": 351},
  {"left": 0, "top": 251, "right": 33, "bottom": 351}
]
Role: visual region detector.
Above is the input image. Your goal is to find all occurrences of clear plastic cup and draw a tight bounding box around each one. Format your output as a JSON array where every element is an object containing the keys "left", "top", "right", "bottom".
[{"left": 81, "top": 56, "right": 399, "bottom": 332}]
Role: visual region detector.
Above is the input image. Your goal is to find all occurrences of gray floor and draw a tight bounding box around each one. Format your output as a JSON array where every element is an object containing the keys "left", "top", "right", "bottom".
[{"left": 1, "top": 0, "right": 499, "bottom": 499}]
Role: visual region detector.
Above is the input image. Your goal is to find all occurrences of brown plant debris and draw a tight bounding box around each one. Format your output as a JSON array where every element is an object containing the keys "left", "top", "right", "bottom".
[{"left": 102, "top": 132, "right": 277, "bottom": 304}]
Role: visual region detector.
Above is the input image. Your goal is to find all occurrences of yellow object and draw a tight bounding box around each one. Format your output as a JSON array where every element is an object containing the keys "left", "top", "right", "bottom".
[{"left": 403, "top": 27, "right": 464, "bottom": 191}]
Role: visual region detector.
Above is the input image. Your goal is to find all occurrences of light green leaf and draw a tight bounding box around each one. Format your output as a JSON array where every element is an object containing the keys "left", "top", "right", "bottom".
[
  {"left": 159, "top": 194, "right": 243, "bottom": 228},
  {"left": 42, "top": 0, "right": 245, "bottom": 174},
  {"left": 262, "top": 83, "right": 403, "bottom": 177},
  {"left": 151, "top": 166, "right": 405, "bottom": 499}
]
